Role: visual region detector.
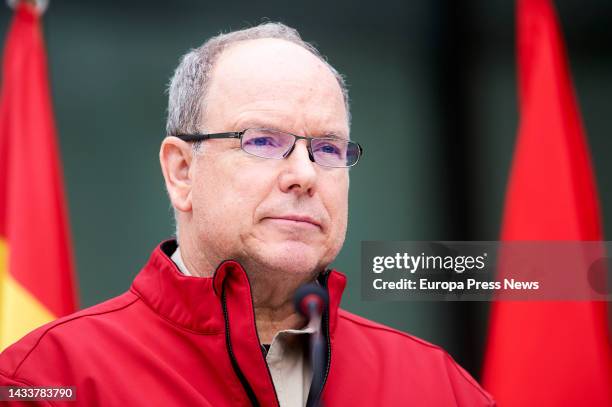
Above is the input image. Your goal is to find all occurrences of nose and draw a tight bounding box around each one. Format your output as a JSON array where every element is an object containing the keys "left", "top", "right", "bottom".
[{"left": 278, "top": 139, "right": 317, "bottom": 196}]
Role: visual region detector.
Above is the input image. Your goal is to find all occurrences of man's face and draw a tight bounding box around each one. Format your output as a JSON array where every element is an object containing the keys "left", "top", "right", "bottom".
[{"left": 188, "top": 38, "right": 350, "bottom": 276}]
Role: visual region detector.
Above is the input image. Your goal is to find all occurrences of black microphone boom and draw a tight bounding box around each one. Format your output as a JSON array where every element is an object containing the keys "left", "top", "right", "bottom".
[{"left": 294, "top": 283, "right": 329, "bottom": 407}]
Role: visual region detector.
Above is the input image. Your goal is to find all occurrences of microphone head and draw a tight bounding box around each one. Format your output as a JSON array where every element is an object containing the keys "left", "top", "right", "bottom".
[{"left": 294, "top": 283, "right": 329, "bottom": 318}]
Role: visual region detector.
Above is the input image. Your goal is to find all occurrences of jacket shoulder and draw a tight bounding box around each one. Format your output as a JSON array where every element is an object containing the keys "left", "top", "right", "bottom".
[
  {"left": 336, "top": 309, "right": 495, "bottom": 406},
  {"left": 338, "top": 308, "right": 445, "bottom": 349},
  {"left": 0, "top": 291, "right": 139, "bottom": 381}
]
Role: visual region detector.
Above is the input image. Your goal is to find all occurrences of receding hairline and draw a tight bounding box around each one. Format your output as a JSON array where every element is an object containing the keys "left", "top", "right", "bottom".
[
  {"left": 214, "top": 36, "right": 330, "bottom": 60},
  {"left": 212, "top": 37, "right": 343, "bottom": 80},
  {"left": 201, "top": 37, "right": 348, "bottom": 122},
  {"left": 165, "top": 21, "right": 351, "bottom": 139}
]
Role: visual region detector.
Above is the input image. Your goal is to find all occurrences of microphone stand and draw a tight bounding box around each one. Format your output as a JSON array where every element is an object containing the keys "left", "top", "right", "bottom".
[{"left": 294, "top": 283, "right": 328, "bottom": 407}]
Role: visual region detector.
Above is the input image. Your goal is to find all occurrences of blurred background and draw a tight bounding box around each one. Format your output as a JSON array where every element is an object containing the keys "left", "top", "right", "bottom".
[{"left": 1, "top": 0, "right": 610, "bottom": 379}]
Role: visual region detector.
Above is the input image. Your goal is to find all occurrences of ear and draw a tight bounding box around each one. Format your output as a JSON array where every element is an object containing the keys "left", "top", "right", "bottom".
[{"left": 160, "top": 137, "right": 193, "bottom": 212}]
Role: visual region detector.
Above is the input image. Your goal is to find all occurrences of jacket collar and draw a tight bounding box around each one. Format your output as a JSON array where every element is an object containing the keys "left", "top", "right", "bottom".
[{"left": 130, "top": 240, "right": 347, "bottom": 336}]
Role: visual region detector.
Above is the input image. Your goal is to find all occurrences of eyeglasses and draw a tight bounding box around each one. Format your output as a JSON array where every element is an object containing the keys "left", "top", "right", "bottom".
[{"left": 174, "top": 128, "right": 363, "bottom": 168}]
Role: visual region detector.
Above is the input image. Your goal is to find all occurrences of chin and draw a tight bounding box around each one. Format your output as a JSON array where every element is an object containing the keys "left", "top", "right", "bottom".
[{"left": 251, "top": 242, "right": 324, "bottom": 275}]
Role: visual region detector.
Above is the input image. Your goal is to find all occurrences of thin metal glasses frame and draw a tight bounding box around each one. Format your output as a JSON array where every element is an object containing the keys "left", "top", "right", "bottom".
[{"left": 173, "top": 128, "right": 363, "bottom": 168}]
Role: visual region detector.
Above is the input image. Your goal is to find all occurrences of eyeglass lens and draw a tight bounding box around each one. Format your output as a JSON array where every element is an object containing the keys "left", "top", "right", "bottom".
[{"left": 241, "top": 128, "right": 359, "bottom": 167}]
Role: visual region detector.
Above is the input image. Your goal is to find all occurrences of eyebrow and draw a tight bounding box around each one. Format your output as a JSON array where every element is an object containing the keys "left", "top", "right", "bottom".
[
  {"left": 320, "top": 131, "right": 347, "bottom": 140},
  {"left": 235, "top": 121, "right": 349, "bottom": 140}
]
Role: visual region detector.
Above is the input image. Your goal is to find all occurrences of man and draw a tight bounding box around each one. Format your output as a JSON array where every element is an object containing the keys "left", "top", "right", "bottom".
[{"left": 0, "top": 23, "right": 494, "bottom": 406}]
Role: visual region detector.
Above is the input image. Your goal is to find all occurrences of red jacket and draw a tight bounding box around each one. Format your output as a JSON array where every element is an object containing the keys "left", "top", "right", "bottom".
[{"left": 0, "top": 240, "right": 494, "bottom": 406}]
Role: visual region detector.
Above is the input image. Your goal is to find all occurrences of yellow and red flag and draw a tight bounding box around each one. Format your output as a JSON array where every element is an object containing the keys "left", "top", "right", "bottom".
[
  {"left": 483, "top": 0, "right": 611, "bottom": 405},
  {"left": 0, "top": 2, "right": 78, "bottom": 350}
]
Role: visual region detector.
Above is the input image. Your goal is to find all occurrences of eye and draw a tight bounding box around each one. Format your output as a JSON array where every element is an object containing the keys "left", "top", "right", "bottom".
[
  {"left": 244, "top": 136, "right": 280, "bottom": 147},
  {"left": 314, "top": 142, "right": 342, "bottom": 156}
]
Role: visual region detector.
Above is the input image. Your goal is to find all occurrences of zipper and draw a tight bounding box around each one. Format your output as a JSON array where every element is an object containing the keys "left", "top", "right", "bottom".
[
  {"left": 220, "top": 263, "right": 333, "bottom": 407},
  {"left": 221, "top": 284, "right": 261, "bottom": 407},
  {"left": 220, "top": 265, "right": 281, "bottom": 407},
  {"left": 247, "top": 283, "right": 282, "bottom": 407}
]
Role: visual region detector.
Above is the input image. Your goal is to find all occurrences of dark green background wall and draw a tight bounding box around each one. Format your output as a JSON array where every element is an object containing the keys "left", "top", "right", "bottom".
[{"left": 1, "top": 0, "right": 610, "bottom": 379}]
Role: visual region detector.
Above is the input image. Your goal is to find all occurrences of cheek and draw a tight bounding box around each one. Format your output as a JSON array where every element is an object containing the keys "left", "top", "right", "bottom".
[
  {"left": 191, "top": 157, "right": 276, "bottom": 232},
  {"left": 322, "top": 173, "right": 349, "bottom": 241}
]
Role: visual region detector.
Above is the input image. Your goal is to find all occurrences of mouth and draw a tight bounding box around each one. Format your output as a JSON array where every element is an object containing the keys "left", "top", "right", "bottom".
[{"left": 263, "top": 215, "right": 322, "bottom": 230}]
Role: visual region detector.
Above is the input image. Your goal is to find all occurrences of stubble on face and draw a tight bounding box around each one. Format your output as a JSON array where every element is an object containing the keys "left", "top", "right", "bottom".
[{"left": 185, "top": 38, "right": 350, "bottom": 286}]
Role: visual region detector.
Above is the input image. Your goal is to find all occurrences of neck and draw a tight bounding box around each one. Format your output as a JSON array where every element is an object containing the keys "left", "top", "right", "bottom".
[
  {"left": 249, "top": 271, "right": 313, "bottom": 344},
  {"left": 176, "top": 235, "right": 314, "bottom": 344},
  {"left": 253, "top": 301, "right": 306, "bottom": 344}
]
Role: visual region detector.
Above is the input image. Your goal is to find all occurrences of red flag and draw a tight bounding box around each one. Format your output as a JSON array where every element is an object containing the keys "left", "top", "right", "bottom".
[
  {"left": 0, "top": 2, "right": 78, "bottom": 350},
  {"left": 482, "top": 0, "right": 611, "bottom": 405}
]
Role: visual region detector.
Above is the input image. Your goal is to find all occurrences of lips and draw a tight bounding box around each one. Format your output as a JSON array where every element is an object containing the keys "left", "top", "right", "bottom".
[{"left": 263, "top": 214, "right": 322, "bottom": 229}]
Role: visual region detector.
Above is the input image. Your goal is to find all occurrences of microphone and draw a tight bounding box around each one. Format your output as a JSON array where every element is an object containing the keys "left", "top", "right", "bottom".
[{"left": 294, "top": 283, "right": 329, "bottom": 407}]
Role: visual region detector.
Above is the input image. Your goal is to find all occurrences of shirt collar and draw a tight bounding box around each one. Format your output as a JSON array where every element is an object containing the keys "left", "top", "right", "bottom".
[{"left": 170, "top": 245, "right": 191, "bottom": 276}]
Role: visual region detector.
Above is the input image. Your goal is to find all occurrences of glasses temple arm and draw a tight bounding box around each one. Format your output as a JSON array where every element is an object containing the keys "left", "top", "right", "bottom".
[{"left": 173, "top": 132, "right": 243, "bottom": 142}]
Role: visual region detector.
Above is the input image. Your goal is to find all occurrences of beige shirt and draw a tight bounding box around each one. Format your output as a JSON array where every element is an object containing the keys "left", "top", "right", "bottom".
[{"left": 171, "top": 247, "right": 312, "bottom": 407}]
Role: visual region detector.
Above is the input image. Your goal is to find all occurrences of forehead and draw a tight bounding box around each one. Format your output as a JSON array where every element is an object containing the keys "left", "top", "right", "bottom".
[{"left": 203, "top": 38, "right": 349, "bottom": 137}]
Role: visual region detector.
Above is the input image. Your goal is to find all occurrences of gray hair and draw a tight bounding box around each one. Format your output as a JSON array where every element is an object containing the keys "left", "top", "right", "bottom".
[{"left": 165, "top": 22, "right": 350, "bottom": 141}]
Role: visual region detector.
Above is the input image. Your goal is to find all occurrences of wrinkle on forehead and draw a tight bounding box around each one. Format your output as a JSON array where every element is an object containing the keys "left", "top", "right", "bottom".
[{"left": 231, "top": 116, "right": 349, "bottom": 140}]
